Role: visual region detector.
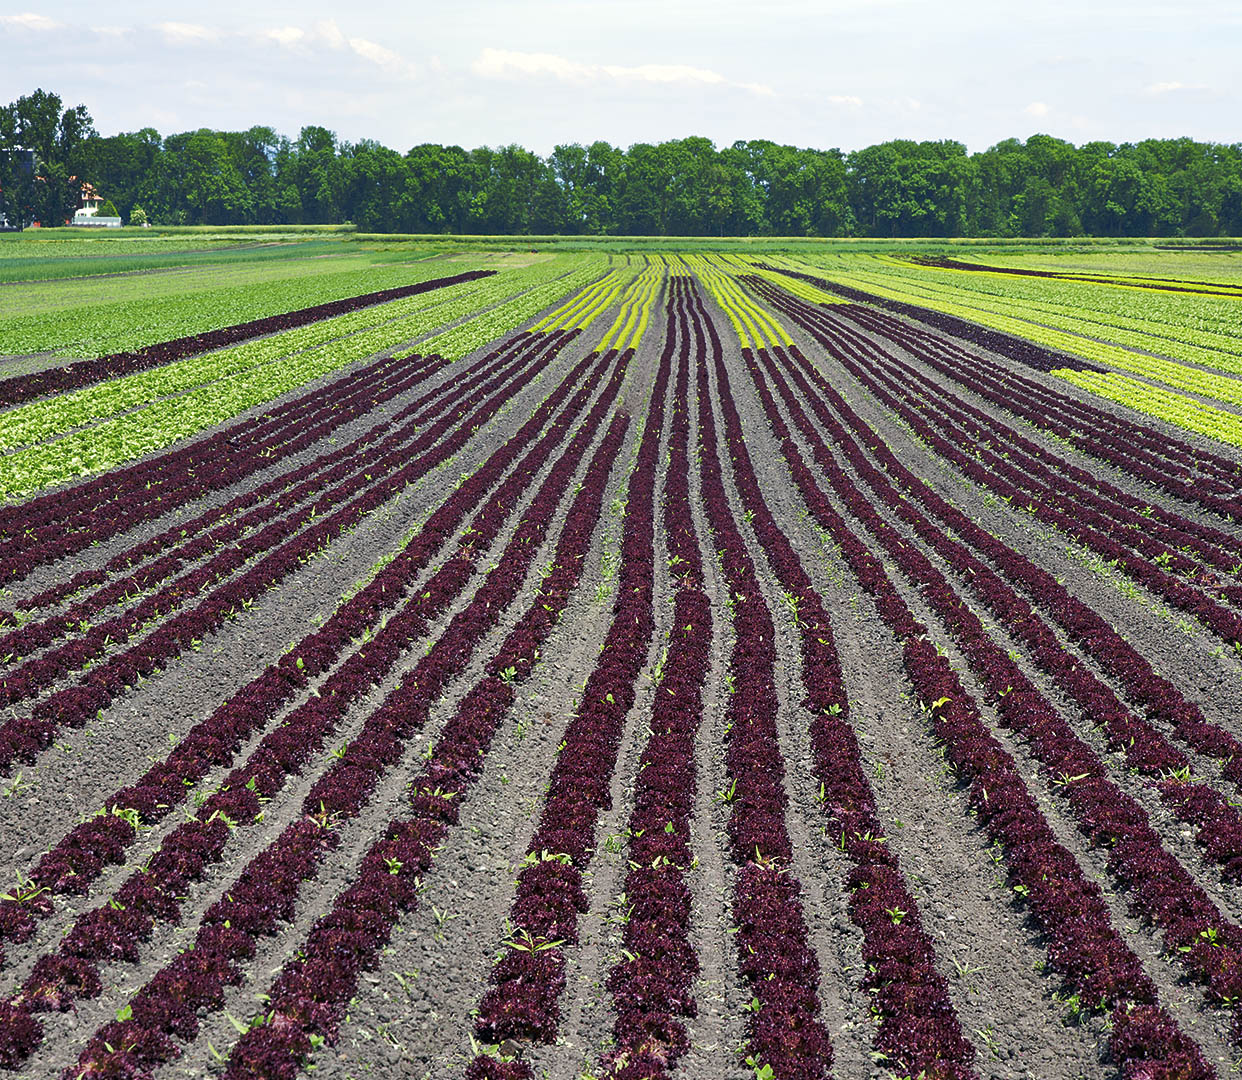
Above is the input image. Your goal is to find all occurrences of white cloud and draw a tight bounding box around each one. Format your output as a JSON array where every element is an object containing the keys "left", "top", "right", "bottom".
[
  {"left": 264, "top": 26, "right": 305, "bottom": 48},
  {"left": 157, "top": 21, "right": 219, "bottom": 43},
  {"left": 1145, "top": 80, "right": 1208, "bottom": 94},
  {"left": 314, "top": 19, "right": 348, "bottom": 51},
  {"left": 827, "top": 94, "right": 864, "bottom": 107},
  {"left": 472, "top": 48, "right": 773, "bottom": 97},
  {"left": 0, "top": 12, "right": 61, "bottom": 30},
  {"left": 1024, "top": 101, "right": 1050, "bottom": 117},
  {"left": 348, "top": 36, "right": 416, "bottom": 78}
]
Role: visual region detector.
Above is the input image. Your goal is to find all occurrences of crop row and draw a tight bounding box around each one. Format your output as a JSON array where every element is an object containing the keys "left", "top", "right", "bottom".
[
  {"left": 0, "top": 252, "right": 449, "bottom": 359},
  {"left": 790, "top": 253, "right": 1242, "bottom": 379},
  {"left": 0, "top": 333, "right": 602, "bottom": 980},
  {"left": 0, "top": 260, "right": 599, "bottom": 498},
  {"left": 0, "top": 272, "right": 494, "bottom": 457},
  {"left": 0, "top": 351, "right": 443, "bottom": 654},
  {"left": 755, "top": 327, "right": 1242, "bottom": 856},
  {"left": 758, "top": 265, "right": 1242, "bottom": 516},
  {"left": 0, "top": 333, "right": 539, "bottom": 706},
  {"left": 223, "top": 372, "right": 637, "bottom": 1080},
  {"left": 820, "top": 309, "right": 1242, "bottom": 602},
  {"left": 413, "top": 258, "right": 609, "bottom": 363},
  {"left": 750, "top": 282, "right": 1242, "bottom": 643},
  {"left": 0, "top": 330, "right": 567, "bottom": 773},
  {"left": 12, "top": 343, "right": 630, "bottom": 1077},
  {"left": 749, "top": 329, "right": 1242, "bottom": 1023},
  {"left": 0, "top": 270, "right": 494, "bottom": 409},
  {"left": 683, "top": 278, "right": 835, "bottom": 1080},
  {"left": 727, "top": 336, "right": 1214, "bottom": 1076},
  {"left": 842, "top": 296, "right": 1242, "bottom": 501},
  {"left": 461, "top": 347, "right": 661, "bottom": 1077},
  {"left": 0, "top": 332, "right": 553, "bottom": 691},
  {"left": 839, "top": 301, "right": 1242, "bottom": 510},
  {"left": 0, "top": 349, "right": 439, "bottom": 570},
  {"left": 685, "top": 280, "right": 977, "bottom": 1079},
  {"left": 785, "top": 294, "right": 1242, "bottom": 576},
  {"left": 1054, "top": 369, "right": 1242, "bottom": 451},
  {"left": 744, "top": 277, "right": 1242, "bottom": 842},
  {"left": 596, "top": 286, "right": 711, "bottom": 1079}
]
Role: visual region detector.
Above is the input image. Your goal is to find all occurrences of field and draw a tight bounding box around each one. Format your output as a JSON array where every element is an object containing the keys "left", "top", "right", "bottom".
[{"left": 1, "top": 235, "right": 1241, "bottom": 1080}]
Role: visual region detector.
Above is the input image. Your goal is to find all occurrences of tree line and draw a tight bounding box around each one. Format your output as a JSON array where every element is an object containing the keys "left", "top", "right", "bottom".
[{"left": 3, "top": 88, "right": 1241, "bottom": 237}]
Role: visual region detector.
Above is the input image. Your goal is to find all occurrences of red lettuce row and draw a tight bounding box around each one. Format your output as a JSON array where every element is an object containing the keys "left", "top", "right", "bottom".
[
  {"left": 0, "top": 349, "right": 443, "bottom": 583},
  {"left": 760, "top": 292, "right": 1242, "bottom": 644},
  {"left": 793, "top": 293, "right": 1242, "bottom": 567},
  {"left": 0, "top": 347, "right": 492, "bottom": 667},
  {"left": 220, "top": 382, "right": 638, "bottom": 1080},
  {"left": 0, "top": 334, "right": 560, "bottom": 770},
  {"left": 6, "top": 348, "right": 438, "bottom": 619},
  {"left": 682, "top": 281, "right": 835, "bottom": 1080},
  {"left": 775, "top": 291, "right": 1242, "bottom": 599},
  {"left": 753, "top": 263, "right": 1104, "bottom": 375},
  {"left": 47, "top": 361, "right": 633, "bottom": 1080},
  {"left": 756, "top": 264, "right": 1242, "bottom": 502},
  {"left": 748, "top": 279, "right": 1242, "bottom": 579},
  {"left": 749, "top": 339, "right": 1242, "bottom": 1027},
  {"left": 0, "top": 269, "right": 493, "bottom": 409},
  {"left": 0, "top": 333, "right": 599, "bottom": 971},
  {"left": 463, "top": 334, "right": 671, "bottom": 1079},
  {"left": 594, "top": 284, "right": 711, "bottom": 1078},
  {"left": 763, "top": 292, "right": 1242, "bottom": 787},
  {"left": 0, "top": 334, "right": 523, "bottom": 636},
  {"left": 910, "top": 255, "right": 1242, "bottom": 297},
  {"left": 0, "top": 334, "right": 539, "bottom": 714},
  {"left": 756, "top": 339, "right": 1242, "bottom": 885},
  {"left": 727, "top": 337, "right": 1211, "bottom": 1076},
  {"left": 684, "top": 285, "right": 975, "bottom": 1079},
  {"left": 842, "top": 303, "right": 1242, "bottom": 510}
]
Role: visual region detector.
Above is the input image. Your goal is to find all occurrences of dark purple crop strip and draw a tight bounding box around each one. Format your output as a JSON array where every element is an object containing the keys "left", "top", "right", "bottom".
[
  {"left": 0, "top": 333, "right": 560, "bottom": 772},
  {"left": 0, "top": 334, "right": 598, "bottom": 972},
  {"left": 756, "top": 264, "right": 1242, "bottom": 500},
  {"left": 679, "top": 282, "right": 835, "bottom": 1080},
  {"left": 747, "top": 279, "right": 1242, "bottom": 571},
  {"left": 725, "top": 333, "right": 1212, "bottom": 1075},
  {"left": 217, "top": 377, "right": 636, "bottom": 1080},
  {"left": 0, "top": 354, "right": 438, "bottom": 651},
  {"left": 760, "top": 288, "right": 1242, "bottom": 787},
  {"left": 745, "top": 278, "right": 1242, "bottom": 586},
  {"left": 0, "top": 351, "right": 436, "bottom": 587},
  {"left": 460, "top": 332, "right": 670, "bottom": 1078},
  {"left": 35, "top": 355, "right": 632, "bottom": 1079},
  {"left": 684, "top": 284, "right": 976, "bottom": 1078},
  {"left": 756, "top": 339, "right": 1242, "bottom": 885},
  {"left": 0, "top": 336, "right": 545, "bottom": 714},
  {"left": 0, "top": 330, "right": 532, "bottom": 587},
  {"left": 0, "top": 335, "right": 561, "bottom": 684},
  {"left": 595, "top": 280, "right": 711, "bottom": 1079},
  {"left": 0, "top": 269, "right": 494, "bottom": 409},
  {"left": 774, "top": 297, "right": 1242, "bottom": 636}
]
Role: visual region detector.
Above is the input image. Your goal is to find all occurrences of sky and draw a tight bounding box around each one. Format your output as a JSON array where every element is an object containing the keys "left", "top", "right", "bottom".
[{"left": 1, "top": 0, "right": 1239, "bottom": 155}]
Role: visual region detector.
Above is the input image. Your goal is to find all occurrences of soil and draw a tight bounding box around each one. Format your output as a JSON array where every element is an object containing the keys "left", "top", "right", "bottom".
[{"left": 4, "top": 276, "right": 1242, "bottom": 1080}]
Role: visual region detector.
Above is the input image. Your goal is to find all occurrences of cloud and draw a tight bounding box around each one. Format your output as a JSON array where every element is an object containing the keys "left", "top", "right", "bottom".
[
  {"left": 313, "top": 18, "right": 348, "bottom": 51},
  {"left": 1145, "top": 80, "right": 1208, "bottom": 94},
  {"left": 157, "top": 21, "right": 219, "bottom": 43},
  {"left": 472, "top": 48, "right": 773, "bottom": 96},
  {"left": 348, "top": 36, "right": 415, "bottom": 77},
  {"left": 263, "top": 26, "right": 305, "bottom": 48},
  {"left": 827, "top": 94, "right": 863, "bottom": 107},
  {"left": 1024, "top": 101, "right": 1050, "bottom": 117},
  {"left": 0, "top": 12, "right": 61, "bottom": 30}
]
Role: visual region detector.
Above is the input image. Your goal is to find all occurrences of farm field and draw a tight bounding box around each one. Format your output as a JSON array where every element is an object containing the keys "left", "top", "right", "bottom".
[{"left": 0, "top": 241, "right": 1241, "bottom": 1080}]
